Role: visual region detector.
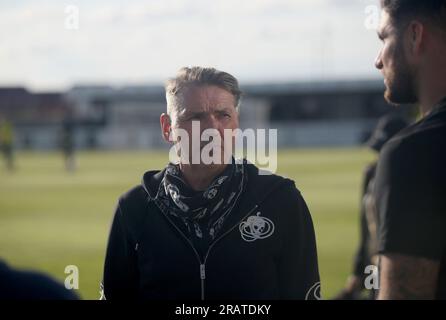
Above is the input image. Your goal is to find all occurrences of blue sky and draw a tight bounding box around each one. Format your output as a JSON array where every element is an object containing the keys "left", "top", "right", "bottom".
[{"left": 0, "top": 0, "right": 382, "bottom": 91}]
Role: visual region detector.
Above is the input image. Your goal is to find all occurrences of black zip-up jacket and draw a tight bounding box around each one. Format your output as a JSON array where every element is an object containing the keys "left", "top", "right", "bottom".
[{"left": 103, "top": 163, "right": 320, "bottom": 300}]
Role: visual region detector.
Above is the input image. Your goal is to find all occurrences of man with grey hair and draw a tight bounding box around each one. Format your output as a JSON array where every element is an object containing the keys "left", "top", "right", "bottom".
[{"left": 102, "top": 66, "right": 320, "bottom": 300}]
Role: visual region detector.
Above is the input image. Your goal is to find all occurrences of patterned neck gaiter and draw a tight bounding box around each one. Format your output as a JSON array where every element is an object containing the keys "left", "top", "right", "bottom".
[{"left": 153, "top": 158, "right": 246, "bottom": 248}]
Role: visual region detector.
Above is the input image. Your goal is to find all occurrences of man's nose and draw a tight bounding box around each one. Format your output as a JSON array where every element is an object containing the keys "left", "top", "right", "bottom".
[
  {"left": 202, "top": 114, "right": 220, "bottom": 130},
  {"left": 375, "top": 50, "right": 383, "bottom": 70},
  {"left": 201, "top": 115, "right": 224, "bottom": 137}
]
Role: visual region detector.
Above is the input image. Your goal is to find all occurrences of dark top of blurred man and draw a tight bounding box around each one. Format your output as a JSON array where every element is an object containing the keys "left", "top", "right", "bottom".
[
  {"left": 0, "top": 259, "right": 78, "bottom": 300},
  {"left": 334, "top": 114, "right": 409, "bottom": 300},
  {"left": 102, "top": 66, "right": 320, "bottom": 300},
  {"left": 374, "top": 0, "right": 446, "bottom": 299}
]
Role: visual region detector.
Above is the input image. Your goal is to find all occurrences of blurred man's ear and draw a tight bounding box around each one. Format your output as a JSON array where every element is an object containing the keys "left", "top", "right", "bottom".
[
  {"left": 406, "top": 20, "right": 425, "bottom": 60},
  {"left": 160, "top": 113, "right": 172, "bottom": 142}
]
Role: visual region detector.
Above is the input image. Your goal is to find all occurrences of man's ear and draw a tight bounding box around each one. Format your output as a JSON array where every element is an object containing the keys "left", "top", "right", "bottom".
[
  {"left": 160, "top": 113, "right": 172, "bottom": 142},
  {"left": 407, "top": 20, "right": 425, "bottom": 56}
]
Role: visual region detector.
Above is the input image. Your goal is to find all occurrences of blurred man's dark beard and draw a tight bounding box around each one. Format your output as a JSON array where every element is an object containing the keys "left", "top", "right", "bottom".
[{"left": 384, "top": 43, "right": 418, "bottom": 105}]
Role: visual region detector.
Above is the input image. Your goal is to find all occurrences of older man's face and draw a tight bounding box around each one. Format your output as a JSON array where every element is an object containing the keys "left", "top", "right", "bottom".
[{"left": 170, "top": 85, "right": 239, "bottom": 165}]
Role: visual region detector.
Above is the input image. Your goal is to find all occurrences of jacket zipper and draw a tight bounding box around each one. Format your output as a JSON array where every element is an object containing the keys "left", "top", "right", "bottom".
[
  {"left": 161, "top": 213, "right": 206, "bottom": 299},
  {"left": 161, "top": 204, "right": 259, "bottom": 300}
]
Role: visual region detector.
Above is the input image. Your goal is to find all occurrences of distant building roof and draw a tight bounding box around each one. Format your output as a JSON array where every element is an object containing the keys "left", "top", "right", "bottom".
[
  {"left": 242, "top": 79, "right": 385, "bottom": 96},
  {"left": 0, "top": 87, "right": 69, "bottom": 125},
  {"left": 67, "top": 79, "right": 386, "bottom": 101}
]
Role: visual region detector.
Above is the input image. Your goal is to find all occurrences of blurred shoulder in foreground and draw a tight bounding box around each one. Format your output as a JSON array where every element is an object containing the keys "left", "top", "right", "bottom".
[{"left": 0, "top": 259, "right": 78, "bottom": 300}]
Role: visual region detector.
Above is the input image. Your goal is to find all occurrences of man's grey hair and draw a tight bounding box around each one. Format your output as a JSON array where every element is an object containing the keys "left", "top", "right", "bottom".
[{"left": 165, "top": 66, "right": 242, "bottom": 117}]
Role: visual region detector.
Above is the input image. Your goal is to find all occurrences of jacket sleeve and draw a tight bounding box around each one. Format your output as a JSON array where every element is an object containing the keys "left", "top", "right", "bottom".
[
  {"left": 277, "top": 182, "right": 321, "bottom": 300},
  {"left": 102, "top": 200, "right": 139, "bottom": 300}
]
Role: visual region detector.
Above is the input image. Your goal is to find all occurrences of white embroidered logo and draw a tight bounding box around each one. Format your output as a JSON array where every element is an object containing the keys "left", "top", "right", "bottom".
[
  {"left": 239, "top": 211, "right": 274, "bottom": 242},
  {"left": 305, "top": 282, "right": 322, "bottom": 300}
]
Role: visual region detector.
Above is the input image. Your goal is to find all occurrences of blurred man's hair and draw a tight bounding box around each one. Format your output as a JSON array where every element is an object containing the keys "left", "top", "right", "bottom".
[
  {"left": 165, "top": 66, "right": 242, "bottom": 116},
  {"left": 381, "top": 0, "right": 446, "bottom": 33}
]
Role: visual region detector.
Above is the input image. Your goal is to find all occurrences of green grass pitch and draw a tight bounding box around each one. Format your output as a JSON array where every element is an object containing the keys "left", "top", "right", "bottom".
[{"left": 0, "top": 148, "right": 374, "bottom": 299}]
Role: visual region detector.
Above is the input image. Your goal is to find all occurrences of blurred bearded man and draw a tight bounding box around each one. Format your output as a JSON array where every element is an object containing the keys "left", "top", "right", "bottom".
[
  {"left": 374, "top": 0, "right": 446, "bottom": 299},
  {"left": 102, "top": 66, "right": 320, "bottom": 300}
]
